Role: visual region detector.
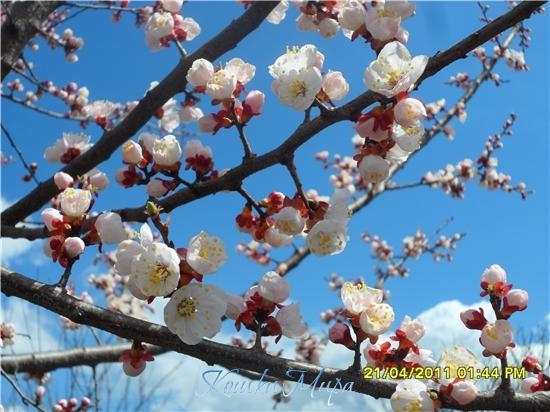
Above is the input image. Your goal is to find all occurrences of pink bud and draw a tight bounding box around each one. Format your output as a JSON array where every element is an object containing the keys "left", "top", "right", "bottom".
[
  {"left": 520, "top": 376, "right": 540, "bottom": 394},
  {"left": 69, "top": 398, "right": 78, "bottom": 407},
  {"left": 393, "top": 98, "right": 427, "bottom": 128},
  {"left": 502, "top": 289, "right": 528, "bottom": 317},
  {"left": 41, "top": 208, "right": 64, "bottom": 231},
  {"left": 448, "top": 380, "right": 478, "bottom": 405},
  {"left": 328, "top": 322, "right": 355, "bottom": 349},
  {"left": 123, "top": 361, "right": 146, "bottom": 377},
  {"left": 81, "top": 397, "right": 91, "bottom": 407},
  {"left": 35, "top": 385, "right": 46, "bottom": 397},
  {"left": 63, "top": 237, "right": 85, "bottom": 258},
  {"left": 522, "top": 355, "right": 542, "bottom": 374},
  {"left": 198, "top": 114, "right": 217, "bottom": 133},
  {"left": 146, "top": 179, "right": 170, "bottom": 197},
  {"left": 244, "top": 90, "right": 265, "bottom": 115},
  {"left": 54, "top": 172, "right": 74, "bottom": 190},
  {"left": 460, "top": 308, "right": 488, "bottom": 330},
  {"left": 122, "top": 140, "right": 143, "bottom": 164}
]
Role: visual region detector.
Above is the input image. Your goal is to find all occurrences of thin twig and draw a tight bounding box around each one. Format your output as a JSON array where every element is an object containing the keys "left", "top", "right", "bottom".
[
  {"left": 235, "top": 121, "right": 254, "bottom": 159},
  {"left": 1, "top": 368, "right": 47, "bottom": 412},
  {"left": 1, "top": 124, "right": 39, "bottom": 184},
  {"left": 236, "top": 186, "right": 265, "bottom": 217},
  {"left": 283, "top": 157, "right": 312, "bottom": 216},
  {"left": 57, "top": 260, "right": 75, "bottom": 289}
]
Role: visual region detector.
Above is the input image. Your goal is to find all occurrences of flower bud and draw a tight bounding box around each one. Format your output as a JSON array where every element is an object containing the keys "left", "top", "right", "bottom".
[
  {"left": 147, "top": 179, "right": 170, "bottom": 197},
  {"left": 522, "top": 355, "right": 542, "bottom": 374},
  {"left": 54, "top": 172, "right": 74, "bottom": 190},
  {"left": 258, "top": 271, "right": 290, "bottom": 303},
  {"left": 480, "top": 319, "right": 513, "bottom": 354},
  {"left": 243, "top": 90, "right": 265, "bottom": 115},
  {"left": 63, "top": 237, "right": 85, "bottom": 258},
  {"left": 519, "top": 376, "right": 540, "bottom": 394},
  {"left": 318, "top": 17, "right": 340, "bottom": 38},
  {"left": 322, "top": 71, "right": 349, "bottom": 101},
  {"left": 358, "top": 155, "right": 390, "bottom": 184},
  {"left": 198, "top": 114, "right": 217, "bottom": 133},
  {"left": 42, "top": 208, "right": 64, "bottom": 231},
  {"left": 448, "top": 380, "right": 478, "bottom": 405},
  {"left": 122, "top": 361, "right": 146, "bottom": 377},
  {"left": 122, "top": 140, "right": 143, "bottom": 164},
  {"left": 186, "top": 58, "right": 214, "bottom": 88},
  {"left": 328, "top": 322, "right": 354, "bottom": 349},
  {"left": 393, "top": 98, "right": 427, "bottom": 128},
  {"left": 460, "top": 308, "right": 488, "bottom": 330},
  {"left": 502, "top": 289, "right": 528, "bottom": 317}
]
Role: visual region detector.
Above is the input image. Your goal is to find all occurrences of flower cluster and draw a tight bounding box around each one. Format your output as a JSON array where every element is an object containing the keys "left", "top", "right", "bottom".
[
  {"left": 235, "top": 188, "right": 351, "bottom": 256},
  {"left": 116, "top": 133, "right": 217, "bottom": 196},
  {"left": 329, "top": 281, "right": 395, "bottom": 349},
  {"left": 228, "top": 271, "right": 308, "bottom": 343},
  {"left": 354, "top": 41, "right": 428, "bottom": 184},
  {"left": 519, "top": 355, "right": 550, "bottom": 393},
  {"left": 185, "top": 57, "right": 265, "bottom": 134},
  {"left": 269, "top": 44, "right": 349, "bottom": 111},
  {"left": 236, "top": 240, "right": 272, "bottom": 266},
  {"left": 52, "top": 396, "right": 91, "bottom": 412},
  {"left": 144, "top": 1, "right": 200, "bottom": 51},
  {"left": 461, "top": 264, "right": 527, "bottom": 357}
]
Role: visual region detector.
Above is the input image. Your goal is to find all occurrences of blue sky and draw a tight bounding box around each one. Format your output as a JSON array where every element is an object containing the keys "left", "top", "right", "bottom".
[{"left": 1, "top": 1, "right": 548, "bottom": 410}]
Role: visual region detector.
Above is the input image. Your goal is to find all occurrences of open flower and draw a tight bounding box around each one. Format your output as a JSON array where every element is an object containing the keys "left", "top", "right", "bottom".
[
  {"left": 398, "top": 316, "right": 425, "bottom": 343},
  {"left": 341, "top": 282, "right": 383, "bottom": 315},
  {"left": 273, "top": 206, "right": 305, "bottom": 236},
  {"left": 360, "top": 303, "right": 395, "bottom": 336},
  {"left": 276, "top": 303, "right": 308, "bottom": 339},
  {"left": 115, "top": 224, "right": 153, "bottom": 276},
  {"left": 180, "top": 105, "right": 204, "bottom": 124},
  {"left": 164, "top": 283, "right": 227, "bottom": 345},
  {"left": 437, "top": 345, "right": 482, "bottom": 385},
  {"left": 307, "top": 218, "right": 347, "bottom": 256},
  {"left": 186, "top": 231, "right": 227, "bottom": 274},
  {"left": 322, "top": 71, "right": 349, "bottom": 101},
  {"left": 393, "top": 123, "right": 424, "bottom": 153},
  {"left": 44, "top": 132, "right": 93, "bottom": 164},
  {"left": 152, "top": 134, "right": 182, "bottom": 167},
  {"left": 131, "top": 242, "right": 180, "bottom": 296},
  {"left": 480, "top": 319, "right": 513, "bottom": 355},
  {"left": 258, "top": 271, "right": 290, "bottom": 303},
  {"left": 266, "top": 0, "right": 289, "bottom": 24},
  {"left": 224, "top": 58, "right": 256, "bottom": 86},
  {"left": 184, "top": 139, "right": 213, "bottom": 175},
  {"left": 95, "top": 212, "right": 128, "bottom": 244},
  {"left": 394, "top": 97, "right": 427, "bottom": 128},
  {"left": 59, "top": 188, "right": 92, "bottom": 218},
  {"left": 358, "top": 155, "right": 390, "bottom": 184},
  {"left": 390, "top": 379, "right": 434, "bottom": 412},
  {"left": 145, "top": 12, "right": 174, "bottom": 40},
  {"left": 364, "top": 42, "right": 428, "bottom": 98},
  {"left": 186, "top": 58, "right": 214, "bottom": 88},
  {"left": 264, "top": 226, "right": 293, "bottom": 248},
  {"left": 205, "top": 69, "right": 237, "bottom": 100}
]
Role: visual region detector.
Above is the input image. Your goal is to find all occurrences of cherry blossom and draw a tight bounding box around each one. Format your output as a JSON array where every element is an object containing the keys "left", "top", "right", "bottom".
[
  {"left": 119, "top": 343, "right": 154, "bottom": 377},
  {"left": 460, "top": 308, "right": 488, "bottom": 330},
  {"left": 184, "top": 139, "right": 213, "bottom": 175},
  {"left": 258, "top": 271, "right": 290, "bottom": 303},
  {"left": 186, "top": 231, "right": 227, "bottom": 274},
  {"left": 59, "top": 188, "right": 92, "bottom": 218},
  {"left": 146, "top": 179, "right": 171, "bottom": 197},
  {"left": 273, "top": 206, "right": 305, "bottom": 236},
  {"left": 397, "top": 315, "right": 425, "bottom": 343},
  {"left": 42, "top": 207, "right": 64, "bottom": 231},
  {"left": 480, "top": 319, "right": 513, "bottom": 355},
  {"left": 131, "top": 242, "right": 180, "bottom": 296},
  {"left": 364, "top": 41, "right": 428, "bottom": 98},
  {"left": 0, "top": 322, "right": 16, "bottom": 347},
  {"left": 160, "top": 0, "right": 183, "bottom": 14},
  {"left": 321, "top": 70, "right": 349, "bottom": 101},
  {"left": 44, "top": 132, "right": 93, "bottom": 163},
  {"left": 446, "top": 379, "right": 478, "bottom": 405},
  {"left": 306, "top": 218, "right": 347, "bottom": 256},
  {"left": 186, "top": 58, "right": 214, "bottom": 89},
  {"left": 122, "top": 140, "right": 143, "bottom": 165},
  {"left": 502, "top": 289, "right": 528, "bottom": 317},
  {"left": 164, "top": 283, "right": 227, "bottom": 345},
  {"left": 392, "top": 123, "right": 424, "bottom": 152},
  {"left": 63, "top": 237, "right": 85, "bottom": 258},
  {"left": 359, "top": 302, "right": 395, "bottom": 336},
  {"left": 338, "top": 1, "right": 367, "bottom": 32},
  {"left": 393, "top": 97, "right": 427, "bottom": 128},
  {"left": 437, "top": 345, "right": 482, "bottom": 385},
  {"left": 358, "top": 154, "right": 390, "bottom": 184},
  {"left": 152, "top": 134, "right": 182, "bottom": 168},
  {"left": 390, "top": 379, "right": 434, "bottom": 412},
  {"left": 266, "top": 0, "right": 289, "bottom": 24},
  {"left": 180, "top": 105, "right": 204, "bottom": 124},
  {"left": 95, "top": 212, "right": 128, "bottom": 244},
  {"left": 365, "top": 1, "right": 415, "bottom": 43},
  {"left": 276, "top": 303, "right": 308, "bottom": 339},
  {"left": 340, "top": 281, "right": 383, "bottom": 315},
  {"left": 264, "top": 226, "right": 293, "bottom": 248},
  {"left": 115, "top": 225, "right": 151, "bottom": 276},
  {"left": 54, "top": 172, "right": 74, "bottom": 190}
]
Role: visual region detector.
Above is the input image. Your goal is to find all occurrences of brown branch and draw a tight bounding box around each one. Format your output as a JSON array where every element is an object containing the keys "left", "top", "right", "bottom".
[
  {"left": 1, "top": 343, "right": 169, "bottom": 374},
  {"left": 1, "top": 267, "right": 549, "bottom": 411},
  {"left": 0, "top": 1, "right": 280, "bottom": 227},
  {"left": 1, "top": 1, "right": 62, "bottom": 81}
]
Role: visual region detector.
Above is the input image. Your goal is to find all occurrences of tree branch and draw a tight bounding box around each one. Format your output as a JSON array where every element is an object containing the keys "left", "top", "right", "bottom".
[{"left": 1, "top": 267, "right": 549, "bottom": 411}]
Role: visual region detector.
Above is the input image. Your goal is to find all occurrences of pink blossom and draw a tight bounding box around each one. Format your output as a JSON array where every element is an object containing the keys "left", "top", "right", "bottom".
[
  {"left": 460, "top": 308, "right": 488, "bottom": 330},
  {"left": 448, "top": 380, "right": 478, "bottom": 405},
  {"left": 63, "top": 237, "right": 85, "bottom": 258},
  {"left": 54, "top": 172, "right": 74, "bottom": 190},
  {"left": 328, "top": 322, "right": 354, "bottom": 349},
  {"left": 480, "top": 319, "right": 513, "bottom": 354},
  {"left": 243, "top": 90, "right": 265, "bottom": 115},
  {"left": 258, "top": 271, "right": 290, "bottom": 303},
  {"left": 502, "top": 289, "right": 528, "bottom": 317},
  {"left": 147, "top": 179, "right": 170, "bottom": 197}
]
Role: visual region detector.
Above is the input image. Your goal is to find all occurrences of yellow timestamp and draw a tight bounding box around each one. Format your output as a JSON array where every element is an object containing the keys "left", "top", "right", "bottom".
[{"left": 362, "top": 366, "right": 527, "bottom": 381}]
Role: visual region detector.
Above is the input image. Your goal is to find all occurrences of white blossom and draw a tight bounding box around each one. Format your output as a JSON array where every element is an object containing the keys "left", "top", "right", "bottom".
[
  {"left": 359, "top": 303, "right": 395, "bottom": 336},
  {"left": 393, "top": 97, "right": 427, "bottom": 128},
  {"left": 364, "top": 41, "right": 428, "bottom": 98},
  {"left": 205, "top": 69, "right": 237, "bottom": 100},
  {"left": 95, "top": 212, "right": 128, "bottom": 244},
  {"left": 358, "top": 154, "right": 390, "bottom": 183},
  {"left": 437, "top": 345, "right": 482, "bottom": 385},
  {"left": 340, "top": 282, "right": 383, "bottom": 315},
  {"left": 390, "top": 379, "right": 434, "bottom": 412},
  {"left": 164, "top": 283, "right": 227, "bottom": 345},
  {"left": 338, "top": 0, "right": 367, "bottom": 31},
  {"left": 186, "top": 59, "right": 214, "bottom": 88},
  {"left": 398, "top": 316, "right": 425, "bottom": 343},
  {"left": 59, "top": 188, "right": 92, "bottom": 218},
  {"left": 322, "top": 70, "right": 349, "bottom": 101},
  {"left": 152, "top": 134, "right": 182, "bottom": 167},
  {"left": 63, "top": 237, "right": 85, "bottom": 258},
  {"left": 318, "top": 17, "right": 340, "bottom": 38},
  {"left": 131, "top": 242, "right": 180, "bottom": 296},
  {"left": 224, "top": 58, "right": 256, "bottom": 85},
  {"left": 258, "top": 271, "right": 290, "bottom": 303},
  {"left": 306, "top": 218, "right": 347, "bottom": 256},
  {"left": 44, "top": 132, "right": 93, "bottom": 163},
  {"left": 180, "top": 105, "right": 204, "bottom": 124},
  {"left": 393, "top": 123, "right": 424, "bottom": 152},
  {"left": 145, "top": 12, "right": 174, "bottom": 40},
  {"left": 276, "top": 303, "right": 308, "bottom": 339},
  {"left": 264, "top": 226, "right": 293, "bottom": 248},
  {"left": 273, "top": 206, "right": 305, "bottom": 236},
  {"left": 122, "top": 140, "right": 143, "bottom": 165},
  {"left": 266, "top": 0, "right": 289, "bottom": 24},
  {"left": 186, "top": 231, "right": 227, "bottom": 274},
  {"left": 160, "top": 0, "right": 183, "bottom": 13},
  {"left": 480, "top": 319, "right": 513, "bottom": 354}
]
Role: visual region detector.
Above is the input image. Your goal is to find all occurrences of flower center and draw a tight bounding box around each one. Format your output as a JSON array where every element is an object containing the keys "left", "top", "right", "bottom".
[
  {"left": 386, "top": 70, "right": 401, "bottom": 88},
  {"left": 177, "top": 297, "right": 197, "bottom": 318},
  {"left": 289, "top": 80, "right": 307, "bottom": 97},
  {"left": 149, "top": 263, "right": 171, "bottom": 284}
]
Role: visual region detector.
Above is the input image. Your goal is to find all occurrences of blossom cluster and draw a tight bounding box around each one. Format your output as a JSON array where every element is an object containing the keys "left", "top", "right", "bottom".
[
  {"left": 353, "top": 41, "right": 428, "bottom": 185},
  {"left": 235, "top": 188, "right": 351, "bottom": 256},
  {"left": 228, "top": 271, "right": 308, "bottom": 343},
  {"left": 0, "top": 322, "right": 16, "bottom": 347},
  {"left": 144, "top": 0, "right": 200, "bottom": 51},
  {"left": 185, "top": 57, "right": 265, "bottom": 134},
  {"left": 236, "top": 240, "right": 272, "bottom": 266},
  {"left": 269, "top": 44, "right": 349, "bottom": 111}
]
